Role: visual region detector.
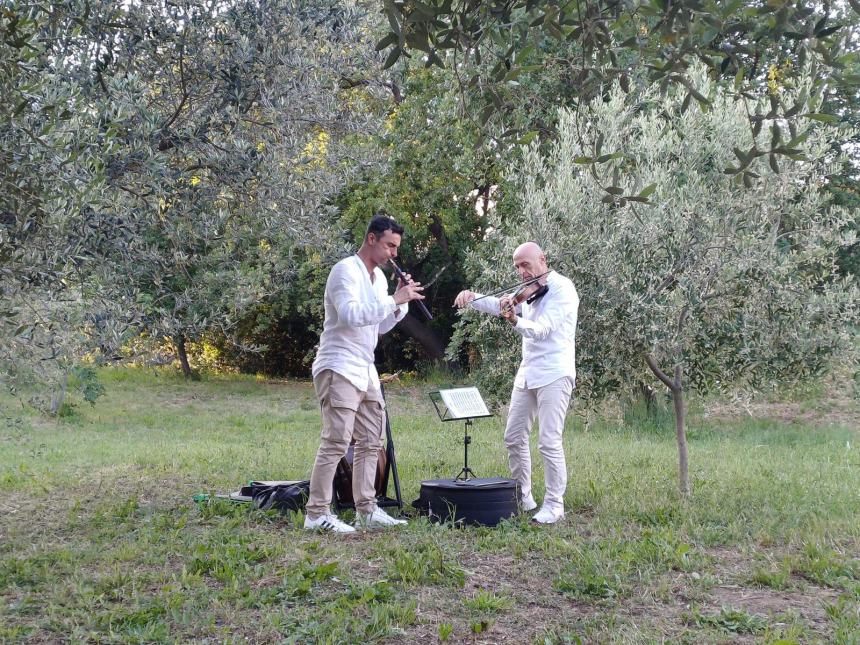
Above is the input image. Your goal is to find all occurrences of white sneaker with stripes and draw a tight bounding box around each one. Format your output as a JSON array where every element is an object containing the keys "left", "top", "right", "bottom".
[
  {"left": 303, "top": 513, "right": 356, "bottom": 533},
  {"left": 531, "top": 506, "right": 565, "bottom": 525},
  {"left": 355, "top": 507, "right": 408, "bottom": 529}
]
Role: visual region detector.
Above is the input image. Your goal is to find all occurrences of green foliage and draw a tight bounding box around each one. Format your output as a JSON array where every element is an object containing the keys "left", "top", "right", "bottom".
[
  {"left": 284, "top": 64, "right": 499, "bottom": 372},
  {"left": 78, "top": 0, "right": 385, "bottom": 366},
  {"left": 437, "top": 621, "right": 454, "bottom": 641},
  {"left": 534, "top": 630, "right": 585, "bottom": 645},
  {"left": 553, "top": 528, "right": 698, "bottom": 599},
  {"left": 387, "top": 542, "right": 466, "bottom": 587},
  {"left": 1, "top": 370, "right": 859, "bottom": 641},
  {"left": 685, "top": 606, "right": 768, "bottom": 634},
  {"left": 791, "top": 542, "right": 860, "bottom": 589},
  {"left": 186, "top": 535, "right": 284, "bottom": 586},
  {"left": 2, "top": 0, "right": 388, "bottom": 395},
  {"left": 1, "top": 3, "right": 117, "bottom": 411},
  {"left": 463, "top": 589, "right": 513, "bottom": 613},
  {"left": 454, "top": 66, "right": 859, "bottom": 409},
  {"left": 70, "top": 366, "right": 106, "bottom": 406},
  {"left": 749, "top": 558, "right": 794, "bottom": 590},
  {"left": 825, "top": 596, "right": 860, "bottom": 643},
  {"left": 380, "top": 0, "right": 858, "bottom": 170},
  {"left": 554, "top": 562, "right": 623, "bottom": 600},
  {"left": 471, "top": 619, "right": 491, "bottom": 633}
]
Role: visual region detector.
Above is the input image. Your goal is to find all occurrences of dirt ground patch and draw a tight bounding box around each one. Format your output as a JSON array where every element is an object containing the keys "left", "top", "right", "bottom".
[
  {"left": 708, "top": 584, "right": 840, "bottom": 631},
  {"left": 703, "top": 393, "right": 860, "bottom": 429}
]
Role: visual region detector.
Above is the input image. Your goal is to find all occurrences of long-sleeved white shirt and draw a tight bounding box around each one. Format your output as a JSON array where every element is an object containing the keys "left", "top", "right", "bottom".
[
  {"left": 469, "top": 270, "right": 579, "bottom": 389},
  {"left": 311, "top": 254, "right": 407, "bottom": 392}
]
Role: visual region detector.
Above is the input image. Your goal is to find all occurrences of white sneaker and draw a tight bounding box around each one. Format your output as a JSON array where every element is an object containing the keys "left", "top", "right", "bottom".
[
  {"left": 304, "top": 513, "right": 356, "bottom": 533},
  {"left": 356, "top": 507, "right": 408, "bottom": 529},
  {"left": 532, "top": 506, "right": 565, "bottom": 524},
  {"left": 520, "top": 494, "right": 537, "bottom": 512}
]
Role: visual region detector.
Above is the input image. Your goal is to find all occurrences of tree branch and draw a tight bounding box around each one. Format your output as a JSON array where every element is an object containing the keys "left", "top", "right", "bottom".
[
  {"left": 161, "top": 37, "right": 188, "bottom": 132},
  {"left": 645, "top": 353, "right": 676, "bottom": 390}
]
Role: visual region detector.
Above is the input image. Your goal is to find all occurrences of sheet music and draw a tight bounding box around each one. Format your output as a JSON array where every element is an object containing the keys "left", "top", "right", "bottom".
[{"left": 438, "top": 387, "right": 491, "bottom": 419}]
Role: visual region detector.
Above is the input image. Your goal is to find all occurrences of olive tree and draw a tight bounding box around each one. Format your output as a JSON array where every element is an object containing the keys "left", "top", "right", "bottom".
[
  {"left": 2, "top": 0, "right": 390, "bottom": 406},
  {"left": 78, "top": 0, "right": 388, "bottom": 377},
  {"left": 380, "top": 0, "right": 859, "bottom": 194},
  {"left": 1, "top": 3, "right": 116, "bottom": 411},
  {"left": 452, "top": 66, "right": 858, "bottom": 496}
]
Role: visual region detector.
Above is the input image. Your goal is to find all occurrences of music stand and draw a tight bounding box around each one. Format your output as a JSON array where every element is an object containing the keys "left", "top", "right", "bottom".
[{"left": 429, "top": 387, "right": 493, "bottom": 481}]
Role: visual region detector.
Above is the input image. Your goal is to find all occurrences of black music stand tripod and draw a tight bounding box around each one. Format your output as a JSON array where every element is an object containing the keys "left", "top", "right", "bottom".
[
  {"left": 456, "top": 418, "right": 476, "bottom": 481},
  {"left": 429, "top": 387, "right": 493, "bottom": 482}
]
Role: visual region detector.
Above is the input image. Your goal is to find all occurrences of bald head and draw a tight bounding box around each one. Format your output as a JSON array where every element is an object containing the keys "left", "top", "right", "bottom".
[{"left": 512, "top": 242, "right": 548, "bottom": 280}]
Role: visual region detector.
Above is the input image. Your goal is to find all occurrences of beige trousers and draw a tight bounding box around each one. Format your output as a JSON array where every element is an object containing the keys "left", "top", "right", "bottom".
[
  {"left": 504, "top": 376, "right": 574, "bottom": 512},
  {"left": 306, "top": 370, "right": 385, "bottom": 518}
]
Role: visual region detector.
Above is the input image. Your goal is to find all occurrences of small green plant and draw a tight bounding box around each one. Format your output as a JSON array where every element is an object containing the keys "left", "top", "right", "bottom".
[
  {"left": 348, "top": 580, "right": 395, "bottom": 605},
  {"left": 568, "top": 478, "right": 602, "bottom": 514},
  {"left": 554, "top": 540, "right": 628, "bottom": 599},
  {"left": 792, "top": 542, "right": 859, "bottom": 589},
  {"left": 824, "top": 595, "right": 860, "bottom": 641},
  {"left": 438, "top": 622, "right": 454, "bottom": 641},
  {"left": 633, "top": 505, "right": 680, "bottom": 527},
  {"left": 195, "top": 497, "right": 249, "bottom": 521},
  {"left": 686, "top": 606, "right": 767, "bottom": 634},
  {"left": 758, "top": 610, "right": 810, "bottom": 644},
  {"left": 388, "top": 543, "right": 466, "bottom": 587},
  {"left": 113, "top": 496, "right": 140, "bottom": 521},
  {"left": 554, "top": 570, "right": 621, "bottom": 599},
  {"left": 621, "top": 392, "right": 674, "bottom": 435},
  {"left": 749, "top": 559, "right": 793, "bottom": 591},
  {"left": 534, "top": 629, "right": 585, "bottom": 645},
  {"left": 186, "top": 539, "right": 281, "bottom": 584},
  {"left": 627, "top": 527, "right": 695, "bottom": 572},
  {"left": 71, "top": 366, "right": 106, "bottom": 405},
  {"left": 363, "top": 601, "right": 418, "bottom": 640},
  {"left": 464, "top": 589, "right": 513, "bottom": 613}
]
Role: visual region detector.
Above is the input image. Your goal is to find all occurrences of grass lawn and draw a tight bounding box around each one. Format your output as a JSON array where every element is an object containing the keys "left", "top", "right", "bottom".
[{"left": 1, "top": 368, "right": 859, "bottom": 643}]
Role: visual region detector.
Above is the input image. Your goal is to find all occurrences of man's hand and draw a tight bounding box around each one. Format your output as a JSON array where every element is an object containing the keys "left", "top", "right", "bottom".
[
  {"left": 454, "top": 290, "right": 476, "bottom": 309},
  {"left": 498, "top": 296, "right": 518, "bottom": 326},
  {"left": 393, "top": 279, "right": 424, "bottom": 305}
]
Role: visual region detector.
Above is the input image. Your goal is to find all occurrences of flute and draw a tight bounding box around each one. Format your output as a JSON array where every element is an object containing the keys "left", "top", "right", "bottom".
[{"left": 389, "top": 259, "right": 433, "bottom": 321}]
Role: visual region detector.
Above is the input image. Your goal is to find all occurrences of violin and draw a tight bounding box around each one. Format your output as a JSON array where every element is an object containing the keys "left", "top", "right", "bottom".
[
  {"left": 500, "top": 279, "right": 547, "bottom": 315},
  {"left": 455, "top": 270, "right": 550, "bottom": 310},
  {"left": 390, "top": 259, "right": 433, "bottom": 321}
]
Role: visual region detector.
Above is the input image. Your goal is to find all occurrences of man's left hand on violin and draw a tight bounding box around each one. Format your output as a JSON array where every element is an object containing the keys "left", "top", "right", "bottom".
[{"left": 499, "top": 297, "right": 518, "bottom": 325}]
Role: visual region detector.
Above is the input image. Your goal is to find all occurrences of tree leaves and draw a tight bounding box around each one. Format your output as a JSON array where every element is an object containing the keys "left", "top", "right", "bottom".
[
  {"left": 461, "top": 64, "right": 859, "bottom": 420},
  {"left": 2, "top": 0, "right": 388, "bottom": 401},
  {"left": 383, "top": 46, "right": 402, "bottom": 70},
  {"left": 803, "top": 112, "right": 840, "bottom": 124},
  {"left": 377, "top": 0, "right": 857, "bottom": 156}
]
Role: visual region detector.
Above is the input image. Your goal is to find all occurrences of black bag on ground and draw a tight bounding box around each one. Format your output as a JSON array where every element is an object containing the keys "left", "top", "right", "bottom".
[
  {"left": 332, "top": 443, "right": 388, "bottom": 508},
  {"left": 250, "top": 480, "right": 310, "bottom": 512}
]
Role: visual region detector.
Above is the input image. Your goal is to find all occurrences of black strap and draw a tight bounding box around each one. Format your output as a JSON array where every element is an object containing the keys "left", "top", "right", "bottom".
[{"left": 526, "top": 284, "right": 549, "bottom": 304}]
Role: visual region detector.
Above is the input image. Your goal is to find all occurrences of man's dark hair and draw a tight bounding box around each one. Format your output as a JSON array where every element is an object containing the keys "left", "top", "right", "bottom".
[{"left": 366, "top": 214, "right": 404, "bottom": 240}]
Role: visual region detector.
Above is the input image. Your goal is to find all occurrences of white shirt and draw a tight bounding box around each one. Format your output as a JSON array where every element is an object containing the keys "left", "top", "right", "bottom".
[
  {"left": 312, "top": 254, "right": 407, "bottom": 392},
  {"left": 469, "top": 271, "right": 579, "bottom": 389}
]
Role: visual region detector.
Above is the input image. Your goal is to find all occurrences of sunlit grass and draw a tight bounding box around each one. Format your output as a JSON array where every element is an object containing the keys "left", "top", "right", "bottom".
[{"left": 1, "top": 367, "right": 858, "bottom": 642}]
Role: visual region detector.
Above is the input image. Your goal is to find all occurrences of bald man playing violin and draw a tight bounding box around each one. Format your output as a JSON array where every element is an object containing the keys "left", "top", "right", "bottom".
[{"left": 454, "top": 243, "right": 579, "bottom": 524}]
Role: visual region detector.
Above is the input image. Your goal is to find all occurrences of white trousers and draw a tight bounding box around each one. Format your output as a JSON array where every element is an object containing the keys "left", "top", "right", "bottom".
[{"left": 505, "top": 376, "right": 573, "bottom": 512}]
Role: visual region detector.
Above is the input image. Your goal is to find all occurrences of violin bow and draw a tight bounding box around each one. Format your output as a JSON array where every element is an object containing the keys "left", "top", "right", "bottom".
[{"left": 468, "top": 270, "right": 551, "bottom": 303}]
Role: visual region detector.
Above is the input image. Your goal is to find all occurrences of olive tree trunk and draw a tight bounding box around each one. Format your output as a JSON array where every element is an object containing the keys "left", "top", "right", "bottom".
[
  {"left": 645, "top": 355, "right": 691, "bottom": 497},
  {"left": 173, "top": 334, "right": 196, "bottom": 380}
]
